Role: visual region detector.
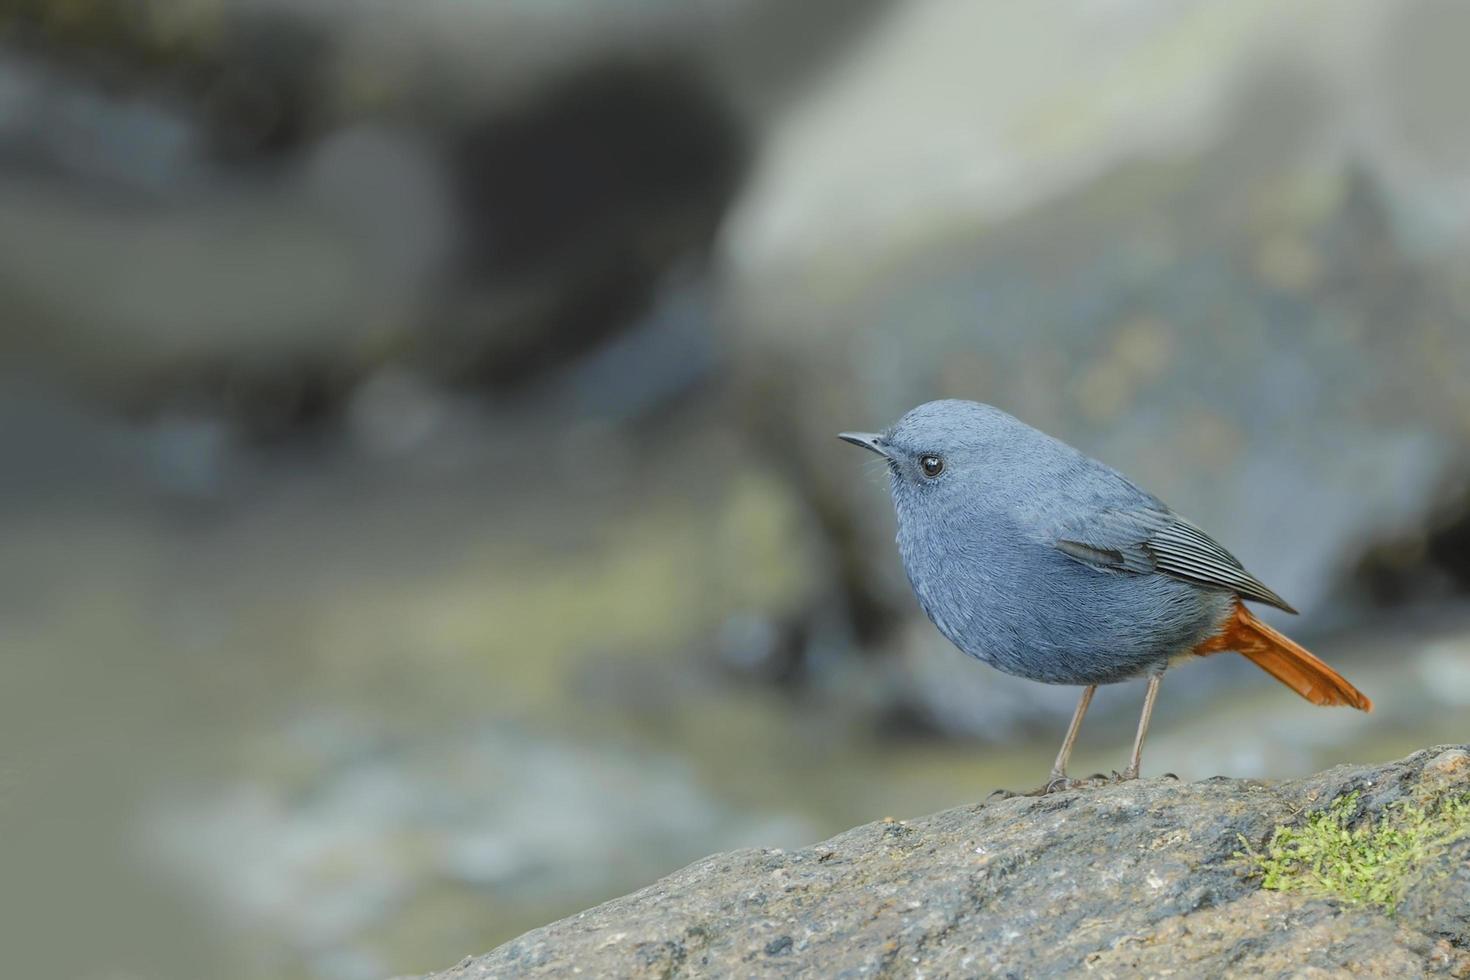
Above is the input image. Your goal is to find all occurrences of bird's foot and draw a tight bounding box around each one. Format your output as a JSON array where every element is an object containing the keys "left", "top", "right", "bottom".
[
  {"left": 998, "top": 772, "right": 1111, "bottom": 798},
  {"left": 1028, "top": 773, "right": 1080, "bottom": 796}
]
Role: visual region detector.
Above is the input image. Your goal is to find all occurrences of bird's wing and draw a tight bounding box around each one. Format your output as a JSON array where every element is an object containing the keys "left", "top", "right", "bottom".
[{"left": 1054, "top": 507, "right": 1297, "bottom": 613}]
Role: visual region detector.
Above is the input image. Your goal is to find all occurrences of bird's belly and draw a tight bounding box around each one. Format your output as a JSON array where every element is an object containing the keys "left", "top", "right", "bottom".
[{"left": 913, "top": 551, "right": 1227, "bottom": 686}]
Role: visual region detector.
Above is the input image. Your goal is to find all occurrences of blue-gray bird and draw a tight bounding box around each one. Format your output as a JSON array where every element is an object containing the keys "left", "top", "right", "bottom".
[{"left": 841, "top": 399, "right": 1370, "bottom": 792}]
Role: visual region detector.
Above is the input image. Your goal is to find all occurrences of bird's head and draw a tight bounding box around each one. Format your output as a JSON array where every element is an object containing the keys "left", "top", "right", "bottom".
[{"left": 840, "top": 399, "right": 1027, "bottom": 523}]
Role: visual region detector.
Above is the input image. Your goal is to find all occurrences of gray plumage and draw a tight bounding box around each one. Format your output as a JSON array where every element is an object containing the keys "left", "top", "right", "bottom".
[{"left": 843, "top": 400, "right": 1290, "bottom": 687}]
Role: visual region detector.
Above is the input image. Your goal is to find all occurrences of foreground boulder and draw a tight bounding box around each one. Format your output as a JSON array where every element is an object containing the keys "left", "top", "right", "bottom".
[{"left": 422, "top": 746, "right": 1470, "bottom": 978}]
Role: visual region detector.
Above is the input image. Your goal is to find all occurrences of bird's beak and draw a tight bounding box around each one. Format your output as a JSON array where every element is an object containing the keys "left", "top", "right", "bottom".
[{"left": 838, "top": 432, "right": 889, "bottom": 457}]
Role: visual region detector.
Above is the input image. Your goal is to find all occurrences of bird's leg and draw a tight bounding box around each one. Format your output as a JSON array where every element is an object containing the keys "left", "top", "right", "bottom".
[
  {"left": 1120, "top": 673, "right": 1162, "bottom": 781},
  {"left": 1043, "top": 685, "right": 1096, "bottom": 792},
  {"left": 987, "top": 685, "right": 1099, "bottom": 800}
]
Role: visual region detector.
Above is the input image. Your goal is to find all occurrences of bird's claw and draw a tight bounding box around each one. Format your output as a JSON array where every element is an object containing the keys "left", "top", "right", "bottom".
[
  {"left": 991, "top": 769, "right": 1129, "bottom": 800},
  {"left": 987, "top": 779, "right": 1070, "bottom": 800},
  {"left": 1035, "top": 773, "right": 1110, "bottom": 795}
]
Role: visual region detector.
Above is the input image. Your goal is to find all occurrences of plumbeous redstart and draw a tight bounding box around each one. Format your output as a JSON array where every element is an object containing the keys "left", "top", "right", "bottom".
[{"left": 841, "top": 400, "right": 1369, "bottom": 792}]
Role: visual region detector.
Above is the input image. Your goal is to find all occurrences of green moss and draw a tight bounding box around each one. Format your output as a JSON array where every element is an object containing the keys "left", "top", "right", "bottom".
[{"left": 1238, "top": 791, "right": 1470, "bottom": 913}]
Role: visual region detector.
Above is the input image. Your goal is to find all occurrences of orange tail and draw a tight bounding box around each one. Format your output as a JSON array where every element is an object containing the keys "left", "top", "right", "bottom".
[{"left": 1195, "top": 600, "right": 1372, "bottom": 711}]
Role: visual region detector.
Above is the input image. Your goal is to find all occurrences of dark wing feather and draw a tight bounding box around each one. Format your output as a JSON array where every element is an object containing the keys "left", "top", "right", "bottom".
[
  {"left": 1142, "top": 520, "right": 1297, "bottom": 613},
  {"left": 1056, "top": 508, "right": 1297, "bottom": 614}
]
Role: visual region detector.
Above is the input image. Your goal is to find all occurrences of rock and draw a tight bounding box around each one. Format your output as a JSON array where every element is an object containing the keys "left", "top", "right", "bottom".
[
  {"left": 1400, "top": 836, "right": 1470, "bottom": 958},
  {"left": 0, "top": 0, "right": 878, "bottom": 423},
  {"left": 418, "top": 746, "right": 1470, "bottom": 979}
]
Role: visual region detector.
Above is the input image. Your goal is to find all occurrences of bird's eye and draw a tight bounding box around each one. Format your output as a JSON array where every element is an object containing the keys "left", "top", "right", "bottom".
[{"left": 919, "top": 454, "right": 945, "bottom": 477}]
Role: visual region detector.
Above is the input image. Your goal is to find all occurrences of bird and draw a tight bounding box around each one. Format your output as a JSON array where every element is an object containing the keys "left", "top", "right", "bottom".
[{"left": 839, "top": 399, "right": 1370, "bottom": 793}]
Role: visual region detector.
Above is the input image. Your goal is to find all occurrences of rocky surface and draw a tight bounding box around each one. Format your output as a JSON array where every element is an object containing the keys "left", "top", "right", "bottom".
[{"left": 420, "top": 746, "right": 1470, "bottom": 979}]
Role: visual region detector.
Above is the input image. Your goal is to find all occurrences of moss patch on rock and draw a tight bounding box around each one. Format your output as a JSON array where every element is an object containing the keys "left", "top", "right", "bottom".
[{"left": 1240, "top": 790, "right": 1470, "bottom": 913}]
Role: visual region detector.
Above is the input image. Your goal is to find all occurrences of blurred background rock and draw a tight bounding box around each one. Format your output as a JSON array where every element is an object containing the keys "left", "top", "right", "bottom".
[{"left": 2, "top": 1, "right": 1470, "bottom": 978}]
